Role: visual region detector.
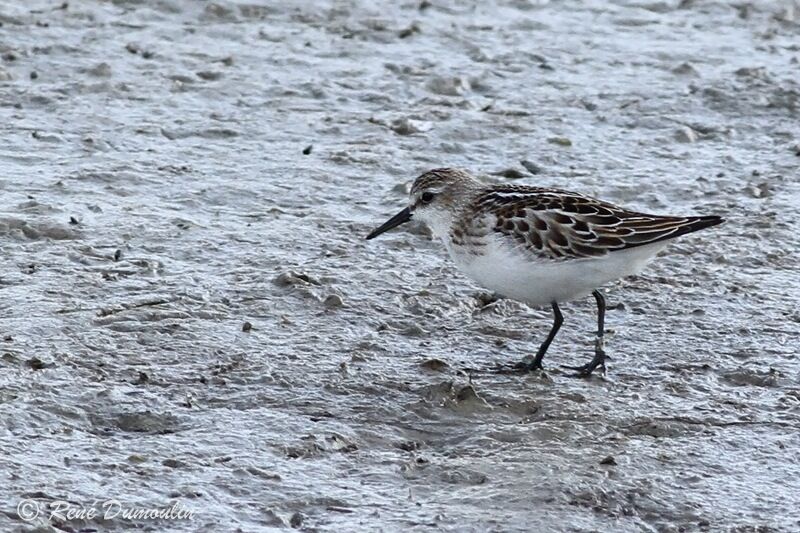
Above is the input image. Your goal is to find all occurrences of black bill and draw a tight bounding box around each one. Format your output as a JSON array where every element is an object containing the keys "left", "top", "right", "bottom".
[{"left": 366, "top": 207, "right": 412, "bottom": 240}]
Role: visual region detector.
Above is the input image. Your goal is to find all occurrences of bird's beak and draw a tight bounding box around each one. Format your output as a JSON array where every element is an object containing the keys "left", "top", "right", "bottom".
[{"left": 366, "top": 207, "right": 412, "bottom": 240}]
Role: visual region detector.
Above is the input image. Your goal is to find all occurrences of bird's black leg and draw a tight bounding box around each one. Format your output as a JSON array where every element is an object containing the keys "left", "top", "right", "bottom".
[
  {"left": 593, "top": 289, "right": 605, "bottom": 339},
  {"left": 519, "top": 302, "right": 563, "bottom": 371},
  {"left": 563, "top": 290, "right": 607, "bottom": 377}
]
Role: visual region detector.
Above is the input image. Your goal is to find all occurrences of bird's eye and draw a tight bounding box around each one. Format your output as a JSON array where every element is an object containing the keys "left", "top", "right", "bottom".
[{"left": 421, "top": 192, "right": 435, "bottom": 204}]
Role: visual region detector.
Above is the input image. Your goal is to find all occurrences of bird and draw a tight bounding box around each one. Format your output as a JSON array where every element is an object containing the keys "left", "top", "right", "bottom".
[{"left": 365, "top": 168, "right": 724, "bottom": 377}]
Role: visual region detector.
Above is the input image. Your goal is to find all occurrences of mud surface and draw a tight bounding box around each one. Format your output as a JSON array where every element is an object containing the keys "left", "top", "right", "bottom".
[{"left": 1, "top": 1, "right": 799, "bottom": 531}]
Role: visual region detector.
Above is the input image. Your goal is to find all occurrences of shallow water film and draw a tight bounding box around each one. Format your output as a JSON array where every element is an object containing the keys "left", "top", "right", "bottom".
[{"left": 1, "top": 0, "right": 799, "bottom": 531}]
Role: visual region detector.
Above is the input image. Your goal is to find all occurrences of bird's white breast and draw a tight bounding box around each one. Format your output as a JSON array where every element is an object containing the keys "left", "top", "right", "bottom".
[{"left": 444, "top": 235, "right": 667, "bottom": 306}]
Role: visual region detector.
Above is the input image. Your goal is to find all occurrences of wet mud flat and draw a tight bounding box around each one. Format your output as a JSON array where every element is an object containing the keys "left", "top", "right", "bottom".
[{"left": 1, "top": 0, "right": 799, "bottom": 531}]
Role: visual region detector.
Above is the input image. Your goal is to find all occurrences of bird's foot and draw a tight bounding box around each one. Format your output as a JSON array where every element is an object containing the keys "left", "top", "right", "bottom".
[
  {"left": 562, "top": 349, "right": 607, "bottom": 378},
  {"left": 492, "top": 359, "right": 544, "bottom": 374}
]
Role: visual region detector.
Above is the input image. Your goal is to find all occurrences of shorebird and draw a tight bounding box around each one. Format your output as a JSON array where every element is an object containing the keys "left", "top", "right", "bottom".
[{"left": 366, "top": 168, "right": 723, "bottom": 376}]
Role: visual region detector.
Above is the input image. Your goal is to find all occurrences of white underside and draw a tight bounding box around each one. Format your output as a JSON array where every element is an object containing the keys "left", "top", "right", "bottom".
[{"left": 446, "top": 237, "right": 668, "bottom": 306}]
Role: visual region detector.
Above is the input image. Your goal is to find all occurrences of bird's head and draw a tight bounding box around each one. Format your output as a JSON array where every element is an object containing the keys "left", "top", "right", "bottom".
[{"left": 366, "top": 168, "right": 479, "bottom": 240}]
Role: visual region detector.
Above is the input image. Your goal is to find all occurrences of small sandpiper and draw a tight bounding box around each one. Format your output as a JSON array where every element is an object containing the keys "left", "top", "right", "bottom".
[{"left": 366, "top": 168, "right": 723, "bottom": 376}]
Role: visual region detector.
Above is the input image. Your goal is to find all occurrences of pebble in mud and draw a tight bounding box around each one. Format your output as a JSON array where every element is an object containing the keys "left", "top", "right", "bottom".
[
  {"left": 125, "top": 42, "right": 154, "bottom": 59},
  {"left": 274, "top": 271, "right": 321, "bottom": 287},
  {"left": 440, "top": 469, "right": 488, "bottom": 485},
  {"left": 196, "top": 70, "right": 222, "bottom": 81},
  {"left": 398, "top": 23, "right": 420, "bottom": 39},
  {"left": 547, "top": 136, "right": 572, "bottom": 147},
  {"left": 473, "top": 291, "right": 500, "bottom": 309},
  {"left": 520, "top": 160, "right": 544, "bottom": 174},
  {"left": 672, "top": 62, "right": 700, "bottom": 76},
  {"left": 745, "top": 182, "right": 771, "bottom": 198},
  {"left": 491, "top": 168, "right": 526, "bottom": 180},
  {"left": 420, "top": 358, "right": 449, "bottom": 371},
  {"left": 25, "top": 357, "right": 49, "bottom": 370},
  {"left": 422, "top": 381, "right": 490, "bottom": 411},
  {"left": 289, "top": 512, "right": 304, "bottom": 528},
  {"left": 392, "top": 181, "right": 411, "bottom": 195},
  {"left": 84, "top": 62, "right": 112, "bottom": 77},
  {"left": 675, "top": 126, "right": 700, "bottom": 143},
  {"left": 396, "top": 440, "right": 422, "bottom": 451},
  {"left": 162, "top": 458, "right": 189, "bottom": 469},
  {"left": 323, "top": 294, "right": 343, "bottom": 308},
  {"left": 285, "top": 434, "right": 358, "bottom": 459},
  {"left": 390, "top": 117, "right": 431, "bottom": 135},
  {"left": 425, "top": 75, "right": 471, "bottom": 96}
]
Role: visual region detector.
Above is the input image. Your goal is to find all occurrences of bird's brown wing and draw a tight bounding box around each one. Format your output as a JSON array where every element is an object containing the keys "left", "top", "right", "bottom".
[{"left": 470, "top": 186, "right": 723, "bottom": 260}]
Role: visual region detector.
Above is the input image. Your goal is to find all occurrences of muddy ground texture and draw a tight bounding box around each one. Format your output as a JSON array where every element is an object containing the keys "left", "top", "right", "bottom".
[{"left": 1, "top": 0, "right": 799, "bottom": 531}]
